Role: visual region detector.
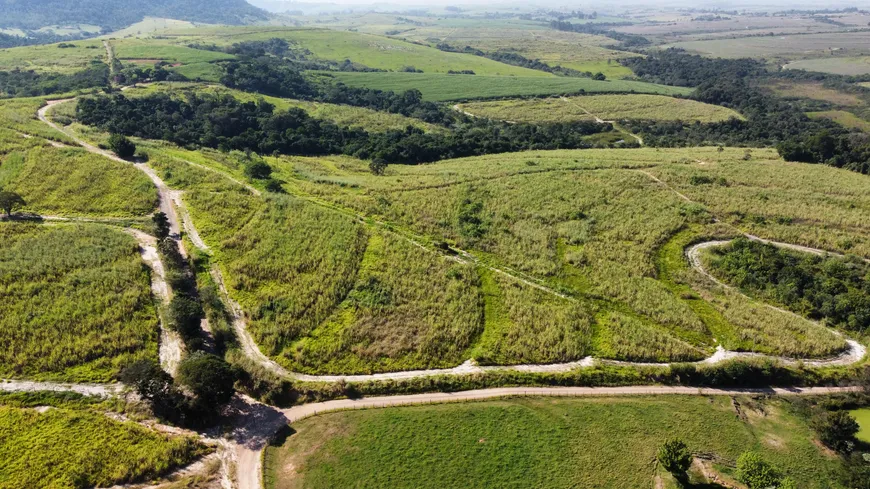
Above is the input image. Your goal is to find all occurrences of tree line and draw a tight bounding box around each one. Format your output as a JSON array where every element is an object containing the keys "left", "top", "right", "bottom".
[
  {"left": 435, "top": 42, "right": 606, "bottom": 79},
  {"left": 75, "top": 92, "right": 610, "bottom": 165},
  {"left": 549, "top": 20, "right": 651, "bottom": 47}
]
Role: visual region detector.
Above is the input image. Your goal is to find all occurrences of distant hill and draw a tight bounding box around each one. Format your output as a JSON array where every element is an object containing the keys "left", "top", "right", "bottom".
[{"left": 0, "top": 0, "right": 270, "bottom": 32}]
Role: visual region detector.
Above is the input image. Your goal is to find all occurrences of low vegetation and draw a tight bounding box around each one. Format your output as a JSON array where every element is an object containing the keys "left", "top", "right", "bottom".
[
  {"left": 457, "top": 94, "right": 742, "bottom": 123},
  {"left": 320, "top": 72, "right": 693, "bottom": 102},
  {"left": 0, "top": 223, "right": 159, "bottom": 381},
  {"left": 0, "top": 403, "right": 206, "bottom": 489},
  {"left": 264, "top": 396, "right": 846, "bottom": 489},
  {"left": 0, "top": 146, "right": 156, "bottom": 217}
]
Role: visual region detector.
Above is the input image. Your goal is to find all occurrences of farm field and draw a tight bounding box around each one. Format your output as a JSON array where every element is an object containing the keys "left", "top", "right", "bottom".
[
  {"left": 128, "top": 145, "right": 868, "bottom": 374},
  {"left": 0, "top": 145, "right": 157, "bottom": 217},
  {"left": 456, "top": 94, "right": 742, "bottom": 123},
  {"left": 807, "top": 111, "right": 870, "bottom": 132},
  {"left": 160, "top": 27, "right": 550, "bottom": 76},
  {"left": 763, "top": 81, "right": 866, "bottom": 107},
  {"left": 784, "top": 56, "right": 870, "bottom": 76},
  {"left": 105, "top": 16, "right": 201, "bottom": 38},
  {"left": 0, "top": 39, "right": 106, "bottom": 73},
  {"left": 853, "top": 408, "right": 870, "bottom": 443},
  {"left": 111, "top": 38, "right": 235, "bottom": 65},
  {"left": 400, "top": 30, "right": 641, "bottom": 79},
  {"left": 264, "top": 396, "right": 844, "bottom": 489},
  {"left": 0, "top": 223, "right": 159, "bottom": 382},
  {"left": 0, "top": 400, "right": 205, "bottom": 488},
  {"left": 667, "top": 31, "right": 870, "bottom": 59},
  {"left": 315, "top": 72, "right": 693, "bottom": 102}
]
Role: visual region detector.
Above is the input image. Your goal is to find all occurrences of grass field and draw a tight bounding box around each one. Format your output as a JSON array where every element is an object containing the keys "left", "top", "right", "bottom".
[
  {"left": 0, "top": 40, "right": 106, "bottom": 73},
  {"left": 0, "top": 223, "right": 159, "bottom": 382},
  {"left": 808, "top": 110, "right": 870, "bottom": 132},
  {"left": 0, "top": 403, "right": 204, "bottom": 488},
  {"left": 853, "top": 408, "right": 870, "bottom": 443},
  {"left": 105, "top": 16, "right": 201, "bottom": 39},
  {"left": 264, "top": 396, "right": 843, "bottom": 489},
  {"left": 66, "top": 106, "right": 870, "bottom": 373},
  {"left": 0, "top": 146, "right": 157, "bottom": 217},
  {"left": 457, "top": 94, "right": 742, "bottom": 123},
  {"left": 764, "top": 81, "right": 865, "bottom": 107},
  {"left": 667, "top": 31, "right": 870, "bottom": 58},
  {"left": 111, "top": 39, "right": 234, "bottom": 64},
  {"left": 317, "top": 72, "right": 693, "bottom": 102},
  {"left": 785, "top": 56, "right": 870, "bottom": 76},
  {"left": 163, "top": 27, "right": 549, "bottom": 76}
]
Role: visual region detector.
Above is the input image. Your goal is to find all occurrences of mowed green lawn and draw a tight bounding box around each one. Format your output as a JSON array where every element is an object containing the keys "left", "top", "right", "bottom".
[
  {"left": 853, "top": 408, "right": 870, "bottom": 443},
  {"left": 265, "top": 396, "right": 842, "bottom": 489},
  {"left": 317, "top": 72, "right": 692, "bottom": 102}
]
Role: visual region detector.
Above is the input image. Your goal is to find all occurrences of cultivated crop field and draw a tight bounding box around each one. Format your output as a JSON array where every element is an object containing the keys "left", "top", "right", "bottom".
[
  {"left": 111, "top": 38, "right": 235, "bottom": 65},
  {"left": 162, "top": 27, "right": 549, "bottom": 76},
  {"left": 457, "top": 94, "right": 742, "bottom": 123},
  {"left": 264, "top": 396, "right": 843, "bottom": 489},
  {"left": 0, "top": 223, "right": 159, "bottom": 382},
  {"left": 317, "top": 72, "right": 693, "bottom": 102},
  {"left": 0, "top": 40, "right": 106, "bottom": 73},
  {"left": 667, "top": 31, "right": 870, "bottom": 59},
  {"left": 784, "top": 56, "right": 870, "bottom": 76},
  {"left": 0, "top": 146, "right": 157, "bottom": 217},
  {"left": 807, "top": 111, "right": 870, "bottom": 132},
  {"left": 99, "top": 143, "right": 865, "bottom": 375},
  {"left": 0, "top": 397, "right": 205, "bottom": 488},
  {"left": 763, "top": 81, "right": 866, "bottom": 107}
]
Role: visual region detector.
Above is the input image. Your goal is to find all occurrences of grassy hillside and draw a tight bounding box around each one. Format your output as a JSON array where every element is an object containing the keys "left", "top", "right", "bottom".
[
  {"left": 130, "top": 142, "right": 870, "bottom": 374},
  {"left": 0, "top": 146, "right": 157, "bottom": 217},
  {"left": 166, "top": 28, "right": 551, "bottom": 76},
  {"left": 0, "top": 39, "right": 106, "bottom": 74},
  {"left": 264, "top": 396, "right": 844, "bottom": 489},
  {"left": 808, "top": 110, "right": 870, "bottom": 132},
  {"left": 0, "top": 403, "right": 205, "bottom": 488},
  {"left": 457, "top": 94, "right": 743, "bottom": 123},
  {"left": 317, "top": 72, "right": 693, "bottom": 102},
  {"left": 0, "top": 223, "right": 159, "bottom": 382}
]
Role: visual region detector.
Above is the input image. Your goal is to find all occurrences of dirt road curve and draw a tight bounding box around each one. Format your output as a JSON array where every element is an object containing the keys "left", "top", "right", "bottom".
[{"left": 233, "top": 385, "right": 861, "bottom": 489}]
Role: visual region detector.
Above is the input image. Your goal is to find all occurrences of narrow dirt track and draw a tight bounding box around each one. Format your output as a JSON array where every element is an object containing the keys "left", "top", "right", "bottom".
[{"left": 31, "top": 98, "right": 870, "bottom": 489}]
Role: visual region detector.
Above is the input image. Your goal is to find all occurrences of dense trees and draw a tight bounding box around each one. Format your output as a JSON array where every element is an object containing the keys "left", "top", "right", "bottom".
[
  {"left": 0, "top": 62, "right": 108, "bottom": 98},
  {"left": 177, "top": 352, "right": 236, "bottom": 407},
  {"left": 76, "top": 92, "right": 609, "bottom": 164},
  {"left": 709, "top": 238, "right": 870, "bottom": 333},
  {"left": 620, "top": 49, "right": 870, "bottom": 174}
]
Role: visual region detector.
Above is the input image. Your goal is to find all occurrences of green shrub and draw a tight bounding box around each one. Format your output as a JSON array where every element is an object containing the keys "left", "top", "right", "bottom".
[
  {"left": 108, "top": 133, "right": 136, "bottom": 159},
  {"left": 657, "top": 438, "right": 692, "bottom": 476},
  {"left": 736, "top": 451, "right": 781, "bottom": 489}
]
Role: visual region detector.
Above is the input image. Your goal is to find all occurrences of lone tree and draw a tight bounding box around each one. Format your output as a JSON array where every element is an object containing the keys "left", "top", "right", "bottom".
[
  {"left": 243, "top": 159, "right": 272, "bottom": 180},
  {"left": 657, "top": 438, "right": 692, "bottom": 479},
  {"left": 177, "top": 352, "right": 236, "bottom": 408},
  {"left": 0, "top": 190, "right": 25, "bottom": 217},
  {"left": 369, "top": 157, "right": 387, "bottom": 176},
  {"left": 152, "top": 212, "right": 170, "bottom": 239},
  {"left": 813, "top": 411, "right": 860, "bottom": 453},
  {"left": 108, "top": 133, "right": 136, "bottom": 159}
]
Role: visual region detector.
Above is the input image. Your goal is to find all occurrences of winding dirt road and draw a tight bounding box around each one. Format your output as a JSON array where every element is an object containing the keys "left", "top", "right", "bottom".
[{"left": 28, "top": 97, "right": 870, "bottom": 489}]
